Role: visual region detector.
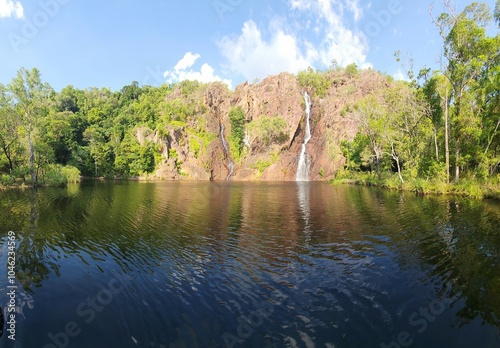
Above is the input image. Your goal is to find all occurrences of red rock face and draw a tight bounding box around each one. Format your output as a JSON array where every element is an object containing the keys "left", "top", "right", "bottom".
[{"left": 152, "top": 70, "right": 390, "bottom": 181}]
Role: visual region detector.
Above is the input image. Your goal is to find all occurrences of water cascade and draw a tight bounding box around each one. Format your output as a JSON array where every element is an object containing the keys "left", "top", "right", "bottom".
[
  {"left": 220, "top": 123, "right": 235, "bottom": 180},
  {"left": 295, "top": 92, "right": 312, "bottom": 181}
]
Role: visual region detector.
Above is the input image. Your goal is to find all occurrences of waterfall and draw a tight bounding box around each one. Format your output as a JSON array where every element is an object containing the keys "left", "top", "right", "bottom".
[
  {"left": 295, "top": 92, "right": 312, "bottom": 181},
  {"left": 220, "top": 123, "right": 235, "bottom": 180}
]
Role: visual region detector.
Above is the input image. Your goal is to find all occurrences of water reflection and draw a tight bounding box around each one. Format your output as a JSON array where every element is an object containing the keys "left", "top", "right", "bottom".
[
  {"left": 0, "top": 182, "right": 499, "bottom": 347},
  {"left": 296, "top": 182, "right": 311, "bottom": 241}
]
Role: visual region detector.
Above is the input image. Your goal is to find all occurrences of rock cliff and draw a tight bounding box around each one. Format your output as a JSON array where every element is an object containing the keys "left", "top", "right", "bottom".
[{"left": 151, "top": 69, "right": 390, "bottom": 181}]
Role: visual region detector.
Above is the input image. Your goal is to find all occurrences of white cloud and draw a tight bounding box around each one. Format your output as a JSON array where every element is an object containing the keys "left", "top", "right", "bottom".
[
  {"left": 393, "top": 69, "right": 409, "bottom": 81},
  {"left": 174, "top": 52, "right": 200, "bottom": 71},
  {"left": 164, "top": 53, "right": 232, "bottom": 88},
  {"left": 218, "top": 0, "right": 370, "bottom": 82},
  {"left": 289, "top": 0, "right": 312, "bottom": 11},
  {"left": 346, "top": 0, "right": 363, "bottom": 22},
  {"left": 218, "top": 20, "right": 311, "bottom": 82},
  {"left": 0, "top": 0, "right": 23, "bottom": 19},
  {"left": 292, "top": 0, "right": 363, "bottom": 23},
  {"left": 304, "top": 0, "right": 369, "bottom": 68}
]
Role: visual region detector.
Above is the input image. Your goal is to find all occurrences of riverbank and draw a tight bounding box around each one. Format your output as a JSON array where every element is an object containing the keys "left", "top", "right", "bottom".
[
  {"left": 3, "top": 171, "right": 500, "bottom": 201},
  {"left": 330, "top": 173, "right": 500, "bottom": 200},
  {"left": 0, "top": 174, "right": 216, "bottom": 190}
]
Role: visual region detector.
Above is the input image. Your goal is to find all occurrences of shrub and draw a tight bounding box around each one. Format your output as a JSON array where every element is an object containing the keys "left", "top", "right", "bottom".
[
  {"left": 229, "top": 106, "right": 246, "bottom": 156},
  {"left": 42, "top": 165, "right": 67, "bottom": 186},
  {"left": 161, "top": 99, "right": 195, "bottom": 123},
  {"left": 178, "top": 80, "right": 206, "bottom": 97},
  {"left": 188, "top": 128, "right": 216, "bottom": 159},
  {"left": 169, "top": 148, "right": 178, "bottom": 160},
  {"left": 248, "top": 116, "right": 288, "bottom": 146},
  {"left": 11, "top": 166, "right": 30, "bottom": 181},
  {"left": 0, "top": 174, "right": 15, "bottom": 186},
  {"left": 297, "top": 67, "right": 331, "bottom": 98},
  {"left": 253, "top": 159, "right": 272, "bottom": 174},
  {"left": 61, "top": 165, "right": 81, "bottom": 183},
  {"left": 456, "top": 180, "right": 484, "bottom": 198},
  {"left": 425, "top": 162, "right": 448, "bottom": 182},
  {"left": 384, "top": 176, "right": 402, "bottom": 190},
  {"left": 40, "top": 165, "right": 81, "bottom": 186},
  {"left": 410, "top": 178, "right": 431, "bottom": 194},
  {"left": 345, "top": 63, "right": 359, "bottom": 77},
  {"left": 189, "top": 137, "right": 202, "bottom": 158},
  {"left": 252, "top": 152, "right": 279, "bottom": 174}
]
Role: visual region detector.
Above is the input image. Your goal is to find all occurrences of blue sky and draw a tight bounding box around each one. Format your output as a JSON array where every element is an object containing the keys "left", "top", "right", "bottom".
[{"left": 0, "top": 0, "right": 497, "bottom": 91}]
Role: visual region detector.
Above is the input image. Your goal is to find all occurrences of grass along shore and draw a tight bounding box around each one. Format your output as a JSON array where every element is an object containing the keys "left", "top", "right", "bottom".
[{"left": 330, "top": 172, "right": 500, "bottom": 200}]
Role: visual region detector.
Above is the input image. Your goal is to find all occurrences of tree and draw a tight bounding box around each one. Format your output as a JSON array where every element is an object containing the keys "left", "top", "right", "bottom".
[
  {"left": 431, "top": 1, "right": 498, "bottom": 182},
  {"left": 0, "top": 85, "right": 23, "bottom": 175},
  {"left": 56, "top": 85, "right": 82, "bottom": 113},
  {"left": 248, "top": 116, "right": 288, "bottom": 147},
  {"left": 341, "top": 134, "right": 370, "bottom": 171},
  {"left": 420, "top": 71, "right": 442, "bottom": 162},
  {"left": 495, "top": 0, "right": 500, "bottom": 26},
  {"left": 353, "top": 96, "right": 386, "bottom": 180},
  {"left": 297, "top": 67, "right": 332, "bottom": 98},
  {"left": 228, "top": 106, "right": 246, "bottom": 155},
  {"left": 384, "top": 82, "right": 432, "bottom": 183},
  {"left": 83, "top": 125, "right": 112, "bottom": 177},
  {"left": 41, "top": 110, "right": 74, "bottom": 164},
  {"left": 120, "top": 81, "right": 142, "bottom": 107},
  {"left": 8, "top": 68, "right": 52, "bottom": 186},
  {"left": 421, "top": 72, "right": 452, "bottom": 182}
]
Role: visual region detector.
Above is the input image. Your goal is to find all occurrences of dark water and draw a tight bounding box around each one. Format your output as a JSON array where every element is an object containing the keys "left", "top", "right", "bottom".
[{"left": 1, "top": 181, "right": 500, "bottom": 348}]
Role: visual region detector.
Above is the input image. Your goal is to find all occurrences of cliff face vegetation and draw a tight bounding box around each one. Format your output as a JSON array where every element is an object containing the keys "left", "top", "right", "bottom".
[{"left": 151, "top": 68, "right": 391, "bottom": 181}]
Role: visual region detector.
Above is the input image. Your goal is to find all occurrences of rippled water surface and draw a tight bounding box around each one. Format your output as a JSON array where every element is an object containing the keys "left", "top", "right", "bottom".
[{"left": 1, "top": 181, "right": 500, "bottom": 347}]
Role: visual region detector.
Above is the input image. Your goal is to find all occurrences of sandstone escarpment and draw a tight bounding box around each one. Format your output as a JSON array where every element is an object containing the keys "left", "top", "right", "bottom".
[{"left": 151, "top": 69, "right": 391, "bottom": 181}]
